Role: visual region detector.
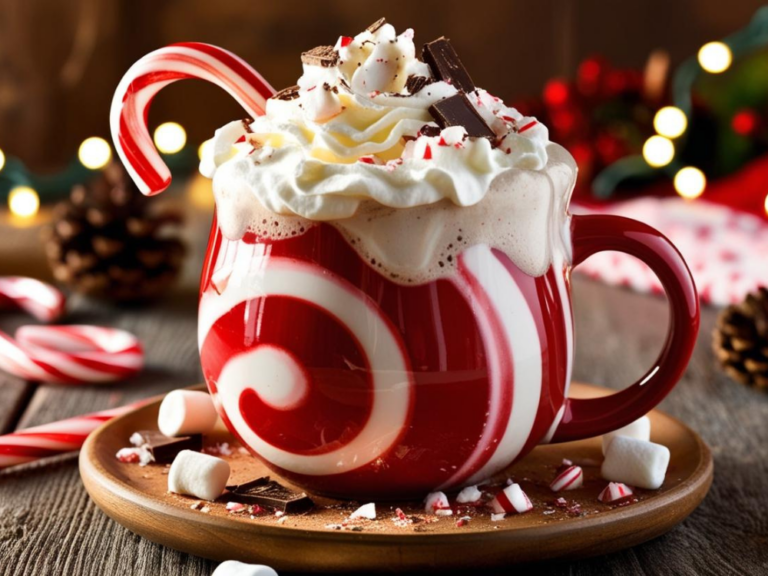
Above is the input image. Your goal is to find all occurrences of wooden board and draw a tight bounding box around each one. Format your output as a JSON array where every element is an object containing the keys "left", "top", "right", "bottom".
[{"left": 79, "top": 382, "right": 712, "bottom": 573}]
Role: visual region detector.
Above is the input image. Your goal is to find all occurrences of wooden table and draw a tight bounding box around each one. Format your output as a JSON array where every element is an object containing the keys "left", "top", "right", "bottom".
[{"left": 1, "top": 208, "right": 766, "bottom": 574}]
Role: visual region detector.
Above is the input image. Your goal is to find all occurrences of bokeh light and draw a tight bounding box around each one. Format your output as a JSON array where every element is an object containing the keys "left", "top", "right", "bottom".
[
  {"left": 0, "top": 148, "right": 5, "bottom": 172},
  {"left": 8, "top": 186, "right": 40, "bottom": 218},
  {"left": 154, "top": 122, "right": 187, "bottom": 154},
  {"left": 674, "top": 167, "right": 706, "bottom": 199},
  {"left": 642, "top": 135, "right": 675, "bottom": 167},
  {"left": 78, "top": 137, "right": 112, "bottom": 170},
  {"left": 698, "top": 42, "right": 732, "bottom": 74},
  {"left": 654, "top": 107, "right": 687, "bottom": 138}
]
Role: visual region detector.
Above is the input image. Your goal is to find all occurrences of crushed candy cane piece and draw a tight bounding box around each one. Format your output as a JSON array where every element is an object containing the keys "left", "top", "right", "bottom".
[
  {"left": 550, "top": 465, "right": 584, "bottom": 492},
  {"left": 435, "top": 509, "right": 453, "bottom": 517},
  {"left": 490, "top": 513, "right": 506, "bottom": 522},
  {"left": 424, "top": 491, "right": 450, "bottom": 514},
  {"left": 456, "top": 485, "right": 482, "bottom": 504},
  {"left": 598, "top": 482, "right": 634, "bottom": 503},
  {"left": 489, "top": 483, "right": 533, "bottom": 515},
  {"left": 226, "top": 502, "right": 246, "bottom": 513},
  {"left": 116, "top": 447, "right": 141, "bottom": 463},
  {"left": 350, "top": 502, "right": 376, "bottom": 520}
]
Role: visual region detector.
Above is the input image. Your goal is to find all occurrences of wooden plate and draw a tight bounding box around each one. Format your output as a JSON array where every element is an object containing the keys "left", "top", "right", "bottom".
[{"left": 79, "top": 383, "right": 712, "bottom": 572}]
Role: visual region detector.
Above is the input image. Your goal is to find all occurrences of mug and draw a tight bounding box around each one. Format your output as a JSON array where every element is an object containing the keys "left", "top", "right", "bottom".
[{"left": 199, "top": 208, "right": 699, "bottom": 499}]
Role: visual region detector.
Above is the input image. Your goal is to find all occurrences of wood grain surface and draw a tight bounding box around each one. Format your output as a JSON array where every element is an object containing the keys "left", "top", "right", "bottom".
[{"left": 1, "top": 201, "right": 766, "bottom": 575}]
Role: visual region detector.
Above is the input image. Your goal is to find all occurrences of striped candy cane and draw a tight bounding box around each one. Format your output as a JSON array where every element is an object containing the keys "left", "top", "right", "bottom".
[
  {"left": 0, "top": 401, "right": 147, "bottom": 469},
  {"left": 110, "top": 42, "right": 275, "bottom": 196},
  {"left": 0, "top": 277, "right": 144, "bottom": 384}
]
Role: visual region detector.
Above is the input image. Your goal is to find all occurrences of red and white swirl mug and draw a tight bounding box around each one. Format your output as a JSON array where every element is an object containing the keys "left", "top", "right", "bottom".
[{"left": 112, "top": 43, "right": 700, "bottom": 498}]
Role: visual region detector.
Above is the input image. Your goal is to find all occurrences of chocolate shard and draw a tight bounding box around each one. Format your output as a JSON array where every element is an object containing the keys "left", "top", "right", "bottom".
[
  {"left": 366, "top": 17, "right": 386, "bottom": 34},
  {"left": 226, "top": 476, "right": 314, "bottom": 513},
  {"left": 272, "top": 85, "right": 300, "bottom": 101},
  {"left": 405, "top": 75, "right": 431, "bottom": 95},
  {"left": 422, "top": 37, "right": 475, "bottom": 94},
  {"left": 418, "top": 124, "right": 441, "bottom": 138},
  {"left": 132, "top": 430, "right": 202, "bottom": 464},
  {"left": 301, "top": 45, "right": 339, "bottom": 68},
  {"left": 241, "top": 118, "right": 254, "bottom": 133},
  {"left": 428, "top": 92, "right": 495, "bottom": 140}
]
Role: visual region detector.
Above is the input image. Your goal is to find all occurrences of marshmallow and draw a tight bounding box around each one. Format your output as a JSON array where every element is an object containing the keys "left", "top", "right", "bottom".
[
  {"left": 212, "top": 561, "right": 278, "bottom": 576},
  {"left": 598, "top": 482, "right": 634, "bottom": 503},
  {"left": 601, "top": 436, "right": 670, "bottom": 490},
  {"left": 168, "top": 450, "right": 230, "bottom": 501},
  {"left": 602, "top": 416, "right": 651, "bottom": 455},
  {"left": 424, "top": 491, "right": 450, "bottom": 514},
  {"left": 489, "top": 483, "right": 532, "bottom": 515},
  {"left": 549, "top": 465, "right": 583, "bottom": 492},
  {"left": 456, "top": 485, "right": 483, "bottom": 504},
  {"left": 158, "top": 390, "right": 219, "bottom": 437},
  {"left": 350, "top": 502, "right": 376, "bottom": 520}
]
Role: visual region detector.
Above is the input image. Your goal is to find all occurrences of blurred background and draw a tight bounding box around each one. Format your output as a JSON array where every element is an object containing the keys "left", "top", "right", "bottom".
[
  {"left": 0, "top": 0, "right": 765, "bottom": 169},
  {"left": 2, "top": 0, "right": 768, "bottom": 316}
]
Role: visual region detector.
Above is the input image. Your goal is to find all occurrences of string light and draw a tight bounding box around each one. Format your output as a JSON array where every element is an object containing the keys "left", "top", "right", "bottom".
[
  {"left": 198, "top": 139, "right": 211, "bottom": 161},
  {"left": 674, "top": 167, "right": 706, "bottom": 199},
  {"left": 154, "top": 122, "right": 187, "bottom": 154},
  {"left": 642, "top": 135, "right": 675, "bottom": 167},
  {"left": 8, "top": 186, "right": 40, "bottom": 218},
  {"left": 654, "top": 106, "right": 688, "bottom": 138},
  {"left": 698, "top": 42, "right": 732, "bottom": 74},
  {"left": 78, "top": 137, "right": 112, "bottom": 170},
  {"left": 0, "top": 148, "right": 5, "bottom": 172}
]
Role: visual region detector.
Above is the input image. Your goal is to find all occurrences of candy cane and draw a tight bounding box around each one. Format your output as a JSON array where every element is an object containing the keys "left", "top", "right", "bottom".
[
  {"left": 110, "top": 42, "right": 275, "bottom": 196},
  {"left": 0, "top": 401, "right": 148, "bottom": 469},
  {"left": 0, "top": 277, "right": 144, "bottom": 384}
]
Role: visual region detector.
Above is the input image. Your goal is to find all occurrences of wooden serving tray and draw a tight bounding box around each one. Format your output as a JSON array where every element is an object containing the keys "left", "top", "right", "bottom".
[{"left": 79, "top": 383, "right": 713, "bottom": 572}]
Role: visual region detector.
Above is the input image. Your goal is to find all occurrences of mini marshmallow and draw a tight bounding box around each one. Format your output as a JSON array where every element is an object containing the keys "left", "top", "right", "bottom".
[
  {"left": 549, "top": 465, "right": 584, "bottom": 492},
  {"left": 424, "top": 491, "right": 450, "bottom": 514},
  {"left": 212, "top": 561, "right": 278, "bottom": 576},
  {"left": 602, "top": 416, "right": 651, "bottom": 455},
  {"left": 598, "top": 482, "right": 634, "bottom": 503},
  {"left": 456, "top": 485, "right": 483, "bottom": 504},
  {"left": 168, "top": 449, "right": 230, "bottom": 501},
  {"left": 350, "top": 502, "right": 376, "bottom": 520},
  {"left": 489, "top": 483, "right": 532, "bottom": 515},
  {"left": 158, "top": 389, "right": 219, "bottom": 437},
  {"left": 601, "top": 436, "right": 670, "bottom": 490}
]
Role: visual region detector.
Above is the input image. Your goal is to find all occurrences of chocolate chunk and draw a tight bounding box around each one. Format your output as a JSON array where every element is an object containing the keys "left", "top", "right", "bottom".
[
  {"left": 366, "top": 17, "right": 386, "bottom": 33},
  {"left": 132, "top": 430, "right": 202, "bottom": 464},
  {"left": 428, "top": 92, "right": 495, "bottom": 140},
  {"left": 272, "top": 85, "right": 300, "bottom": 101},
  {"left": 301, "top": 45, "right": 339, "bottom": 68},
  {"left": 226, "top": 477, "right": 314, "bottom": 513},
  {"left": 405, "top": 75, "right": 431, "bottom": 95},
  {"left": 422, "top": 37, "right": 475, "bottom": 94},
  {"left": 418, "top": 124, "right": 441, "bottom": 138}
]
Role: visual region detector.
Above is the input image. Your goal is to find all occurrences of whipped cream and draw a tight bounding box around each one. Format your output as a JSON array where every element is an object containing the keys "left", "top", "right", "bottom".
[
  {"left": 201, "top": 21, "right": 576, "bottom": 281},
  {"left": 202, "top": 22, "right": 550, "bottom": 224}
]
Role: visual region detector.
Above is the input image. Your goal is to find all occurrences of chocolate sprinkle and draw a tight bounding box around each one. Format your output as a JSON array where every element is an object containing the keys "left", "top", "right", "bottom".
[
  {"left": 301, "top": 45, "right": 339, "bottom": 68},
  {"left": 272, "top": 85, "right": 300, "bottom": 101},
  {"left": 132, "top": 430, "right": 202, "bottom": 464},
  {"left": 241, "top": 118, "right": 254, "bottom": 133},
  {"left": 422, "top": 37, "right": 475, "bottom": 94},
  {"left": 428, "top": 92, "right": 495, "bottom": 140},
  {"left": 405, "top": 75, "right": 431, "bottom": 94},
  {"left": 366, "top": 17, "right": 387, "bottom": 33},
  {"left": 226, "top": 476, "right": 314, "bottom": 513}
]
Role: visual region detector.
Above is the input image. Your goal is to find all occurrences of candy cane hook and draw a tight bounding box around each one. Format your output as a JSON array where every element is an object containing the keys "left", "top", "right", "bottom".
[{"left": 110, "top": 42, "right": 275, "bottom": 196}]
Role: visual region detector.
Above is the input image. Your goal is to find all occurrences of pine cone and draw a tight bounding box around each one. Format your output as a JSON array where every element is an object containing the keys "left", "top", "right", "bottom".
[
  {"left": 42, "top": 164, "right": 185, "bottom": 302},
  {"left": 713, "top": 287, "right": 768, "bottom": 389}
]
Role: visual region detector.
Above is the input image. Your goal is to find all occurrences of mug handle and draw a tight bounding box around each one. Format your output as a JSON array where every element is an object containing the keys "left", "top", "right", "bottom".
[{"left": 550, "top": 214, "right": 700, "bottom": 443}]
